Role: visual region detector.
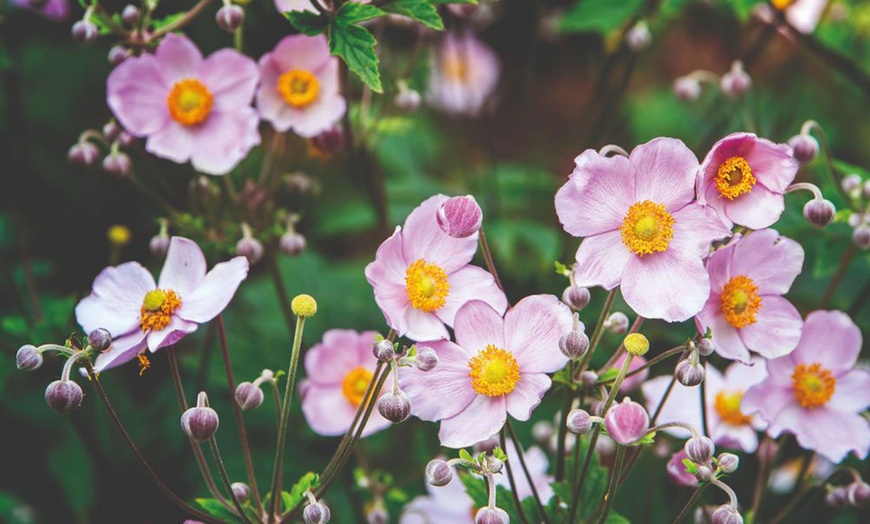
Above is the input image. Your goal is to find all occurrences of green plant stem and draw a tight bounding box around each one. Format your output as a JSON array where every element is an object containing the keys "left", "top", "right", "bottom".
[
  {"left": 209, "top": 437, "right": 252, "bottom": 523},
  {"left": 820, "top": 243, "right": 856, "bottom": 309},
  {"left": 806, "top": 121, "right": 857, "bottom": 212},
  {"left": 500, "top": 430, "right": 530, "bottom": 524},
  {"left": 699, "top": 377, "right": 710, "bottom": 437},
  {"left": 478, "top": 226, "right": 504, "bottom": 292},
  {"left": 554, "top": 390, "right": 573, "bottom": 482},
  {"left": 671, "top": 483, "right": 708, "bottom": 524},
  {"left": 577, "top": 289, "right": 618, "bottom": 374},
  {"left": 151, "top": 0, "right": 214, "bottom": 39},
  {"left": 596, "top": 345, "right": 686, "bottom": 385},
  {"left": 506, "top": 420, "right": 550, "bottom": 524},
  {"left": 595, "top": 445, "right": 627, "bottom": 524}
]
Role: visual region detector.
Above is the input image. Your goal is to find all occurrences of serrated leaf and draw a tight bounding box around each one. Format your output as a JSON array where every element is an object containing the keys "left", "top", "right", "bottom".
[
  {"left": 284, "top": 10, "right": 329, "bottom": 36},
  {"left": 560, "top": 0, "right": 643, "bottom": 34},
  {"left": 328, "top": 21, "right": 383, "bottom": 92},
  {"left": 284, "top": 472, "right": 320, "bottom": 512},
  {"left": 335, "top": 2, "right": 387, "bottom": 25},
  {"left": 382, "top": 0, "right": 444, "bottom": 30}
]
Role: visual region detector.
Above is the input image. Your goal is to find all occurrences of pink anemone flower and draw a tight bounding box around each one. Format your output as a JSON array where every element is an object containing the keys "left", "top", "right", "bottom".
[
  {"left": 400, "top": 295, "right": 572, "bottom": 448},
  {"left": 106, "top": 33, "right": 260, "bottom": 175},
  {"left": 743, "top": 310, "right": 870, "bottom": 463},
  {"left": 297, "top": 329, "right": 391, "bottom": 437},
  {"left": 11, "top": 0, "right": 69, "bottom": 21},
  {"left": 427, "top": 32, "right": 500, "bottom": 116},
  {"left": 257, "top": 35, "right": 346, "bottom": 137},
  {"left": 555, "top": 137, "right": 731, "bottom": 322},
  {"left": 75, "top": 237, "right": 248, "bottom": 372},
  {"left": 697, "top": 132, "right": 798, "bottom": 229},
  {"left": 365, "top": 194, "right": 506, "bottom": 341}
]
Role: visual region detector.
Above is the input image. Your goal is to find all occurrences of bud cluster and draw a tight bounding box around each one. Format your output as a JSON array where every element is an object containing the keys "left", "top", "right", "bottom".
[
  {"left": 673, "top": 62, "right": 751, "bottom": 102},
  {"left": 68, "top": 121, "right": 135, "bottom": 177}
]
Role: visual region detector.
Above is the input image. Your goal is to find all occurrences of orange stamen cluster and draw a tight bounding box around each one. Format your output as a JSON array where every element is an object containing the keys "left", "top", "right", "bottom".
[
  {"left": 167, "top": 78, "right": 214, "bottom": 126},
  {"left": 277, "top": 69, "right": 319, "bottom": 108},
  {"left": 405, "top": 259, "right": 450, "bottom": 312},
  {"left": 137, "top": 351, "right": 151, "bottom": 376},
  {"left": 715, "top": 156, "right": 756, "bottom": 200},
  {"left": 468, "top": 345, "right": 520, "bottom": 397},
  {"left": 140, "top": 289, "right": 182, "bottom": 332},
  {"left": 720, "top": 275, "right": 762, "bottom": 328},
  {"left": 620, "top": 200, "right": 675, "bottom": 256},
  {"left": 714, "top": 390, "right": 753, "bottom": 426},
  {"left": 342, "top": 366, "right": 373, "bottom": 407},
  {"left": 792, "top": 363, "right": 836, "bottom": 409}
]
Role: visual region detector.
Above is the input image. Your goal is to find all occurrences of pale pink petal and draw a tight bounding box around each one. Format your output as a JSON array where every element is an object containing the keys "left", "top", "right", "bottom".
[
  {"left": 742, "top": 383, "right": 794, "bottom": 424},
  {"left": 506, "top": 373, "right": 552, "bottom": 420},
  {"left": 723, "top": 358, "right": 770, "bottom": 391},
  {"left": 435, "top": 266, "right": 507, "bottom": 328},
  {"left": 738, "top": 296, "right": 802, "bottom": 359},
  {"left": 713, "top": 424, "right": 758, "bottom": 453},
  {"left": 285, "top": 93, "right": 347, "bottom": 138},
  {"left": 705, "top": 240, "right": 735, "bottom": 291},
  {"left": 402, "top": 195, "right": 478, "bottom": 274},
  {"left": 630, "top": 137, "right": 698, "bottom": 210},
  {"left": 366, "top": 228, "right": 412, "bottom": 333},
  {"left": 668, "top": 203, "right": 732, "bottom": 260},
  {"left": 401, "top": 340, "right": 475, "bottom": 422},
  {"left": 198, "top": 49, "right": 259, "bottom": 110},
  {"left": 642, "top": 375, "right": 701, "bottom": 438},
  {"left": 274, "top": 0, "right": 316, "bottom": 13},
  {"left": 372, "top": 286, "right": 412, "bottom": 338},
  {"left": 786, "top": 0, "right": 828, "bottom": 34},
  {"left": 305, "top": 330, "right": 374, "bottom": 386},
  {"left": 404, "top": 307, "right": 450, "bottom": 341},
  {"left": 765, "top": 354, "right": 797, "bottom": 386},
  {"left": 573, "top": 230, "right": 632, "bottom": 290},
  {"left": 729, "top": 229, "right": 803, "bottom": 294},
  {"left": 145, "top": 122, "right": 195, "bottom": 164},
  {"left": 147, "top": 316, "right": 198, "bottom": 352},
  {"left": 792, "top": 407, "right": 870, "bottom": 463},
  {"left": 695, "top": 300, "right": 751, "bottom": 363},
  {"left": 154, "top": 33, "right": 203, "bottom": 84},
  {"left": 829, "top": 369, "right": 870, "bottom": 413},
  {"left": 75, "top": 262, "right": 155, "bottom": 337},
  {"left": 452, "top": 300, "right": 505, "bottom": 353},
  {"left": 301, "top": 384, "right": 390, "bottom": 437},
  {"left": 504, "top": 294, "right": 572, "bottom": 373},
  {"left": 312, "top": 57, "right": 341, "bottom": 96},
  {"left": 700, "top": 180, "right": 732, "bottom": 228},
  {"left": 176, "top": 257, "right": 248, "bottom": 323},
  {"left": 353, "top": 330, "right": 381, "bottom": 365},
  {"left": 724, "top": 185, "right": 785, "bottom": 230},
  {"left": 744, "top": 138, "right": 798, "bottom": 194},
  {"left": 792, "top": 310, "right": 861, "bottom": 372},
  {"left": 91, "top": 331, "right": 148, "bottom": 373},
  {"left": 439, "top": 395, "right": 507, "bottom": 448},
  {"left": 158, "top": 237, "right": 207, "bottom": 296},
  {"left": 190, "top": 108, "right": 261, "bottom": 175},
  {"left": 621, "top": 251, "right": 710, "bottom": 323},
  {"left": 106, "top": 54, "right": 171, "bottom": 136},
  {"left": 271, "top": 34, "right": 331, "bottom": 73}
]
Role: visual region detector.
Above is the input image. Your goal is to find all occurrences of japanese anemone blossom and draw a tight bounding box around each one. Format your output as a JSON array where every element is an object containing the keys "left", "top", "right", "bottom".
[
  {"left": 75, "top": 237, "right": 248, "bottom": 372},
  {"left": 297, "top": 329, "right": 391, "bottom": 437},
  {"left": 697, "top": 132, "right": 799, "bottom": 229},
  {"left": 427, "top": 31, "right": 500, "bottom": 116},
  {"left": 642, "top": 360, "right": 769, "bottom": 453},
  {"left": 11, "top": 0, "right": 69, "bottom": 20},
  {"left": 257, "top": 34, "right": 346, "bottom": 137},
  {"left": 696, "top": 229, "right": 804, "bottom": 363},
  {"left": 365, "top": 194, "right": 507, "bottom": 341},
  {"left": 106, "top": 33, "right": 260, "bottom": 175},
  {"left": 743, "top": 311, "right": 870, "bottom": 463},
  {"left": 400, "top": 296, "right": 572, "bottom": 448},
  {"left": 555, "top": 137, "right": 731, "bottom": 322}
]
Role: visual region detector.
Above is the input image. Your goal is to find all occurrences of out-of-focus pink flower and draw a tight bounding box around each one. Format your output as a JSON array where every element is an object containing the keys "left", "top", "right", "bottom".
[
  {"left": 696, "top": 229, "right": 804, "bottom": 363},
  {"left": 667, "top": 449, "right": 699, "bottom": 487},
  {"left": 743, "top": 311, "right": 870, "bottom": 463},
  {"left": 298, "top": 329, "right": 391, "bottom": 437},
  {"left": 75, "top": 237, "right": 248, "bottom": 372},
  {"left": 11, "top": 0, "right": 69, "bottom": 21},
  {"left": 427, "top": 32, "right": 500, "bottom": 116},
  {"left": 555, "top": 138, "right": 731, "bottom": 322},
  {"left": 779, "top": 0, "right": 829, "bottom": 34},
  {"left": 401, "top": 296, "right": 572, "bottom": 448},
  {"left": 257, "top": 34, "right": 346, "bottom": 137},
  {"left": 107, "top": 34, "right": 260, "bottom": 175},
  {"left": 365, "top": 195, "right": 506, "bottom": 341},
  {"left": 274, "top": 0, "right": 315, "bottom": 12},
  {"left": 697, "top": 133, "right": 798, "bottom": 229}
]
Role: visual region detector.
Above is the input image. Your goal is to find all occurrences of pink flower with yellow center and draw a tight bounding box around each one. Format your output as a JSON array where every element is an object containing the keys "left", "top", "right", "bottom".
[
  {"left": 695, "top": 229, "right": 804, "bottom": 363},
  {"left": 743, "top": 311, "right": 870, "bottom": 463},
  {"left": 555, "top": 137, "right": 731, "bottom": 322},
  {"left": 106, "top": 33, "right": 260, "bottom": 175},
  {"left": 365, "top": 195, "right": 507, "bottom": 341},
  {"left": 427, "top": 32, "right": 500, "bottom": 116},
  {"left": 400, "top": 296, "right": 572, "bottom": 448},
  {"left": 75, "top": 237, "right": 249, "bottom": 373},
  {"left": 297, "top": 329, "right": 391, "bottom": 437},
  {"left": 697, "top": 132, "right": 799, "bottom": 229},
  {"left": 256, "top": 35, "right": 346, "bottom": 137}
]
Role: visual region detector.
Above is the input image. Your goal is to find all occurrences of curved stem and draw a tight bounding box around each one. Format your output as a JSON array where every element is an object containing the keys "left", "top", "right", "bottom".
[
  {"left": 151, "top": 0, "right": 215, "bottom": 39},
  {"left": 209, "top": 437, "right": 252, "bottom": 523},
  {"left": 699, "top": 377, "right": 710, "bottom": 437},
  {"left": 60, "top": 351, "right": 90, "bottom": 382},
  {"left": 710, "top": 478, "right": 738, "bottom": 508},
  {"left": 478, "top": 226, "right": 504, "bottom": 293},
  {"left": 598, "top": 145, "right": 629, "bottom": 157},
  {"left": 595, "top": 445, "right": 626, "bottom": 524},
  {"left": 784, "top": 182, "right": 823, "bottom": 200},
  {"left": 597, "top": 345, "right": 685, "bottom": 384},
  {"left": 803, "top": 120, "right": 857, "bottom": 211},
  {"left": 820, "top": 243, "right": 856, "bottom": 309},
  {"left": 506, "top": 420, "right": 549, "bottom": 523}
]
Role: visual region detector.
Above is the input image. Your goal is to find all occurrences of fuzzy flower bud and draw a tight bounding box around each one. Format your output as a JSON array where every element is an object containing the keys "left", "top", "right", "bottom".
[
  {"left": 425, "top": 459, "right": 453, "bottom": 486},
  {"left": 694, "top": 464, "right": 714, "bottom": 482},
  {"left": 803, "top": 199, "right": 835, "bottom": 228},
  {"left": 718, "top": 453, "right": 739, "bottom": 474},
  {"left": 378, "top": 391, "right": 412, "bottom": 423},
  {"left": 625, "top": 21, "right": 651, "bottom": 51},
  {"left": 279, "top": 231, "right": 307, "bottom": 257},
  {"left": 848, "top": 482, "right": 870, "bottom": 507},
  {"left": 235, "top": 236, "right": 263, "bottom": 265},
  {"left": 853, "top": 225, "right": 870, "bottom": 250},
  {"left": 394, "top": 86, "right": 422, "bottom": 112},
  {"left": 532, "top": 421, "right": 553, "bottom": 443},
  {"left": 68, "top": 142, "right": 100, "bottom": 167},
  {"left": 291, "top": 294, "right": 318, "bottom": 318},
  {"left": 415, "top": 346, "right": 439, "bottom": 372},
  {"left": 372, "top": 340, "right": 395, "bottom": 363},
  {"left": 475, "top": 506, "right": 510, "bottom": 524},
  {"left": 685, "top": 436, "right": 715, "bottom": 464},
  {"left": 303, "top": 501, "right": 331, "bottom": 524},
  {"left": 366, "top": 506, "right": 388, "bottom": 524},
  {"left": 562, "top": 285, "right": 591, "bottom": 311},
  {"left": 88, "top": 328, "right": 112, "bottom": 352},
  {"left": 486, "top": 455, "right": 504, "bottom": 474},
  {"left": 71, "top": 20, "right": 98, "bottom": 44},
  {"left": 580, "top": 370, "right": 599, "bottom": 389},
  {"left": 711, "top": 505, "right": 743, "bottom": 524},
  {"left": 788, "top": 134, "right": 818, "bottom": 163},
  {"left": 720, "top": 61, "right": 751, "bottom": 99},
  {"left": 102, "top": 121, "right": 121, "bottom": 141},
  {"left": 231, "top": 482, "right": 250, "bottom": 503},
  {"left": 842, "top": 174, "right": 861, "bottom": 193},
  {"left": 673, "top": 76, "right": 701, "bottom": 101},
  {"left": 216, "top": 4, "right": 245, "bottom": 32},
  {"left": 181, "top": 392, "right": 219, "bottom": 441},
  {"left": 121, "top": 5, "right": 140, "bottom": 25},
  {"left": 16, "top": 344, "right": 43, "bottom": 371},
  {"left": 696, "top": 338, "right": 714, "bottom": 357},
  {"left": 826, "top": 486, "right": 850, "bottom": 509},
  {"left": 567, "top": 408, "right": 593, "bottom": 434},
  {"left": 102, "top": 151, "right": 132, "bottom": 177},
  {"left": 108, "top": 45, "right": 129, "bottom": 65},
  {"left": 604, "top": 398, "right": 650, "bottom": 445},
  {"left": 310, "top": 127, "right": 345, "bottom": 155},
  {"left": 45, "top": 380, "right": 83, "bottom": 415},
  {"left": 150, "top": 234, "right": 170, "bottom": 258},
  {"left": 623, "top": 333, "right": 649, "bottom": 356},
  {"left": 235, "top": 381, "right": 264, "bottom": 411},
  {"left": 676, "top": 359, "right": 705, "bottom": 387},
  {"left": 605, "top": 312, "right": 629, "bottom": 334},
  {"left": 437, "top": 196, "right": 483, "bottom": 238},
  {"left": 558, "top": 331, "right": 589, "bottom": 359}
]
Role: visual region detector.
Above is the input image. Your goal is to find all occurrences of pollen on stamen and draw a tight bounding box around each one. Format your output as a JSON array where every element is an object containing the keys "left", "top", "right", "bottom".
[
  {"left": 468, "top": 345, "right": 520, "bottom": 397},
  {"left": 405, "top": 259, "right": 450, "bottom": 312},
  {"left": 792, "top": 363, "right": 836, "bottom": 409},
  {"left": 715, "top": 156, "right": 756, "bottom": 200},
  {"left": 140, "top": 289, "right": 182, "bottom": 332},
  {"left": 620, "top": 200, "right": 675, "bottom": 256},
  {"left": 720, "top": 275, "right": 762, "bottom": 328},
  {"left": 137, "top": 351, "right": 151, "bottom": 376}
]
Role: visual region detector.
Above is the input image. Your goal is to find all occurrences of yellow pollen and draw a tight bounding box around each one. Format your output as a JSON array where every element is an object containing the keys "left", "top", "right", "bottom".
[
  {"left": 714, "top": 390, "right": 752, "bottom": 426},
  {"left": 139, "top": 289, "right": 181, "bottom": 332},
  {"left": 137, "top": 351, "right": 151, "bottom": 376},
  {"left": 792, "top": 363, "right": 836, "bottom": 409},
  {"left": 720, "top": 275, "right": 762, "bottom": 329},
  {"left": 620, "top": 200, "right": 675, "bottom": 256},
  {"left": 715, "top": 156, "right": 756, "bottom": 200},
  {"left": 342, "top": 366, "right": 373, "bottom": 407},
  {"left": 771, "top": 0, "right": 797, "bottom": 10},
  {"left": 291, "top": 294, "right": 318, "bottom": 318},
  {"left": 624, "top": 333, "right": 649, "bottom": 356},
  {"left": 277, "top": 69, "right": 319, "bottom": 108},
  {"left": 442, "top": 55, "right": 468, "bottom": 81},
  {"left": 405, "top": 259, "right": 450, "bottom": 312},
  {"left": 167, "top": 78, "right": 214, "bottom": 126},
  {"left": 468, "top": 345, "right": 520, "bottom": 397}
]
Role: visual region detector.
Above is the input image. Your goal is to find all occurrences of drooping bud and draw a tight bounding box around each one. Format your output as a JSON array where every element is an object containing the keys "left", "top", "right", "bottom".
[
  {"left": 181, "top": 392, "right": 219, "bottom": 441},
  {"left": 566, "top": 408, "right": 592, "bottom": 434},
  {"left": 279, "top": 231, "right": 307, "bottom": 257},
  {"left": 558, "top": 331, "right": 589, "bottom": 359},
  {"left": 216, "top": 4, "right": 245, "bottom": 33},
  {"left": 372, "top": 340, "right": 395, "bottom": 363},
  {"left": 475, "top": 506, "right": 510, "bottom": 524},
  {"left": 71, "top": 20, "right": 98, "bottom": 44},
  {"left": 604, "top": 398, "right": 650, "bottom": 445},
  {"left": 291, "top": 294, "right": 318, "bottom": 318},
  {"left": 235, "top": 236, "right": 264, "bottom": 265},
  {"left": 561, "top": 285, "right": 591, "bottom": 311},
  {"left": 117, "top": 131, "right": 135, "bottom": 148},
  {"left": 848, "top": 213, "right": 863, "bottom": 228},
  {"left": 694, "top": 464, "right": 714, "bottom": 482},
  {"left": 150, "top": 234, "right": 170, "bottom": 258},
  {"left": 121, "top": 5, "right": 140, "bottom": 25},
  {"left": 68, "top": 142, "right": 100, "bottom": 167},
  {"left": 310, "top": 127, "right": 345, "bottom": 155},
  {"left": 102, "top": 151, "right": 132, "bottom": 177},
  {"left": 803, "top": 199, "right": 835, "bottom": 228},
  {"left": 864, "top": 180, "right": 870, "bottom": 200},
  {"left": 696, "top": 338, "right": 714, "bottom": 357},
  {"left": 623, "top": 333, "right": 649, "bottom": 357},
  {"left": 45, "top": 380, "right": 84, "bottom": 414},
  {"left": 437, "top": 196, "right": 483, "bottom": 238},
  {"left": 720, "top": 61, "right": 751, "bottom": 99},
  {"left": 605, "top": 312, "right": 629, "bottom": 334},
  {"left": 415, "top": 346, "right": 439, "bottom": 372},
  {"left": 625, "top": 21, "right": 651, "bottom": 51},
  {"left": 394, "top": 84, "right": 422, "bottom": 112},
  {"left": 235, "top": 381, "right": 264, "bottom": 411},
  {"left": 673, "top": 76, "right": 701, "bottom": 101},
  {"left": 108, "top": 45, "right": 129, "bottom": 65},
  {"left": 580, "top": 370, "right": 599, "bottom": 389},
  {"left": 88, "top": 328, "right": 112, "bottom": 352},
  {"left": 231, "top": 482, "right": 250, "bottom": 502},
  {"left": 486, "top": 455, "right": 504, "bottom": 474},
  {"left": 788, "top": 134, "right": 818, "bottom": 163},
  {"left": 842, "top": 173, "right": 862, "bottom": 193},
  {"left": 16, "top": 344, "right": 43, "bottom": 371},
  {"left": 425, "top": 459, "right": 453, "bottom": 486},
  {"left": 847, "top": 482, "right": 870, "bottom": 507},
  {"left": 718, "top": 453, "right": 739, "bottom": 474},
  {"left": 676, "top": 359, "right": 705, "bottom": 387},
  {"left": 303, "top": 501, "right": 331, "bottom": 524},
  {"left": 826, "top": 486, "right": 850, "bottom": 509},
  {"left": 684, "top": 436, "right": 715, "bottom": 464},
  {"left": 102, "top": 121, "right": 121, "bottom": 141},
  {"left": 853, "top": 225, "right": 870, "bottom": 250},
  {"left": 377, "top": 391, "right": 412, "bottom": 423},
  {"left": 711, "top": 505, "right": 743, "bottom": 524}
]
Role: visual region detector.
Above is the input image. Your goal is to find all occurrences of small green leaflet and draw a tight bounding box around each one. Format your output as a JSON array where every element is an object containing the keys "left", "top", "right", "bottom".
[
  {"left": 329, "top": 20, "right": 383, "bottom": 92},
  {"left": 381, "top": 0, "right": 444, "bottom": 30},
  {"left": 284, "top": 10, "right": 329, "bottom": 36}
]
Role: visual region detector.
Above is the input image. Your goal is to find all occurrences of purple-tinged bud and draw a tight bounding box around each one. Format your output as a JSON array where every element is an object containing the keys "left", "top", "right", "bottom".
[
  {"left": 181, "top": 392, "right": 219, "bottom": 441},
  {"left": 605, "top": 312, "right": 629, "bottom": 334},
  {"left": 718, "top": 453, "right": 739, "bottom": 474},
  {"left": 562, "top": 285, "right": 591, "bottom": 311},
  {"left": 310, "top": 127, "right": 345, "bottom": 155},
  {"left": 394, "top": 86, "right": 422, "bottom": 112},
  {"left": 16, "top": 344, "right": 43, "bottom": 371},
  {"left": 121, "top": 5, "right": 140, "bottom": 25},
  {"left": 108, "top": 45, "right": 129, "bottom": 65},
  {"left": 842, "top": 173, "right": 862, "bottom": 193},
  {"left": 685, "top": 436, "right": 715, "bottom": 464},
  {"left": 437, "top": 196, "right": 483, "bottom": 238},
  {"left": 853, "top": 225, "right": 870, "bottom": 250},
  {"left": 415, "top": 346, "right": 439, "bottom": 372},
  {"left": 694, "top": 464, "right": 714, "bottom": 482},
  {"left": 216, "top": 4, "right": 244, "bottom": 33},
  {"left": 486, "top": 455, "right": 504, "bottom": 474},
  {"left": 68, "top": 142, "right": 100, "bottom": 167},
  {"left": 532, "top": 421, "right": 553, "bottom": 443},
  {"left": 580, "top": 370, "right": 599, "bottom": 389},
  {"left": 474, "top": 506, "right": 510, "bottom": 524},
  {"left": 235, "top": 236, "right": 264, "bottom": 264},
  {"left": 566, "top": 408, "right": 592, "bottom": 434},
  {"left": 720, "top": 61, "right": 751, "bottom": 99},
  {"left": 45, "top": 380, "right": 83, "bottom": 414},
  {"left": 590, "top": 400, "right": 605, "bottom": 417},
  {"left": 117, "top": 131, "right": 135, "bottom": 148},
  {"left": 235, "top": 381, "right": 264, "bottom": 411},
  {"left": 558, "top": 331, "right": 589, "bottom": 359},
  {"left": 847, "top": 482, "right": 870, "bottom": 507},
  {"left": 372, "top": 340, "right": 395, "bottom": 363},
  {"left": 102, "top": 121, "right": 121, "bottom": 141},
  {"left": 673, "top": 76, "right": 701, "bottom": 101},
  {"left": 279, "top": 231, "right": 306, "bottom": 257},
  {"left": 788, "top": 134, "right": 818, "bottom": 163},
  {"left": 711, "top": 505, "right": 743, "bottom": 524},
  {"left": 696, "top": 338, "right": 714, "bottom": 357},
  {"left": 231, "top": 482, "right": 250, "bottom": 503},
  {"left": 625, "top": 21, "right": 651, "bottom": 51},
  {"left": 676, "top": 359, "right": 705, "bottom": 387},
  {"left": 71, "top": 20, "right": 98, "bottom": 44},
  {"left": 303, "top": 501, "right": 331, "bottom": 524},
  {"left": 377, "top": 391, "right": 411, "bottom": 423},
  {"left": 848, "top": 213, "right": 863, "bottom": 228},
  {"left": 102, "top": 152, "right": 132, "bottom": 177},
  {"left": 425, "top": 459, "right": 453, "bottom": 486},
  {"left": 367, "top": 507, "right": 388, "bottom": 524},
  {"left": 826, "top": 486, "right": 850, "bottom": 509},
  {"left": 803, "top": 198, "right": 835, "bottom": 228},
  {"left": 150, "top": 234, "right": 170, "bottom": 258},
  {"left": 604, "top": 398, "right": 650, "bottom": 445},
  {"left": 88, "top": 328, "right": 112, "bottom": 352}
]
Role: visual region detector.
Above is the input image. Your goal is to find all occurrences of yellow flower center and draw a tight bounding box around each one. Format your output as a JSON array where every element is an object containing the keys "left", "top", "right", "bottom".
[
  {"left": 714, "top": 390, "right": 752, "bottom": 426},
  {"left": 140, "top": 289, "right": 182, "bottom": 332},
  {"left": 720, "top": 275, "right": 762, "bottom": 329},
  {"left": 468, "top": 345, "right": 520, "bottom": 397},
  {"left": 715, "top": 156, "right": 756, "bottom": 200},
  {"left": 442, "top": 55, "right": 468, "bottom": 81},
  {"left": 792, "top": 363, "right": 836, "bottom": 409},
  {"left": 341, "top": 366, "right": 373, "bottom": 407},
  {"left": 405, "top": 259, "right": 450, "bottom": 312},
  {"left": 620, "top": 200, "right": 675, "bottom": 256},
  {"left": 167, "top": 78, "right": 214, "bottom": 126},
  {"left": 771, "top": 0, "right": 797, "bottom": 10},
  {"left": 277, "top": 69, "right": 319, "bottom": 108}
]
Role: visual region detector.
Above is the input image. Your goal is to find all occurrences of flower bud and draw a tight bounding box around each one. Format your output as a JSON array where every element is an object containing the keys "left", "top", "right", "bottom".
[
  {"left": 216, "top": 4, "right": 245, "bottom": 33},
  {"left": 378, "top": 391, "right": 412, "bottom": 423},
  {"left": 16, "top": 344, "right": 43, "bottom": 371},
  {"left": 235, "top": 236, "right": 264, "bottom": 264},
  {"left": 685, "top": 436, "right": 715, "bottom": 464},
  {"left": 310, "top": 127, "right": 345, "bottom": 155},
  {"left": 803, "top": 199, "right": 835, "bottom": 228},
  {"left": 694, "top": 464, "right": 714, "bottom": 482},
  {"left": 864, "top": 180, "right": 870, "bottom": 200},
  {"left": 71, "top": 20, "right": 98, "bottom": 44},
  {"left": 562, "top": 285, "right": 591, "bottom": 311},
  {"left": 558, "top": 331, "right": 589, "bottom": 359},
  {"left": 117, "top": 131, "right": 135, "bottom": 148},
  {"left": 88, "top": 328, "right": 112, "bottom": 352},
  {"left": 673, "top": 76, "right": 701, "bottom": 101},
  {"left": 425, "top": 459, "right": 453, "bottom": 486},
  {"left": 372, "top": 340, "right": 395, "bottom": 363},
  {"left": 720, "top": 61, "right": 751, "bottom": 99},
  {"left": 788, "top": 134, "right": 818, "bottom": 163},
  {"left": 394, "top": 86, "right": 422, "bottom": 112},
  {"left": 532, "top": 421, "right": 553, "bottom": 443},
  {"left": 415, "top": 346, "right": 439, "bottom": 372},
  {"left": 102, "top": 151, "right": 132, "bottom": 177},
  {"left": 842, "top": 173, "right": 861, "bottom": 193},
  {"left": 486, "top": 455, "right": 504, "bottom": 474},
  {"left": 45, "top": 380, "right": 83, "bottom": 415},
  {"left": 108, "top": 45, "right": 129, "bottom": 65},
  {"left": 605, "top": 312, "right": 629, "bottom": 334},
  {"left": 848, "top": 213, "right": 863, "bottom": 228},
  {"left": 366, "top": 506, "right": 388, "bottom": 524},
  {"left": 826, "top": 486, "right": 850, "bottom": 509},
  {"left": 102, "top": 121, "right": 121, "bottom": 141},
  {"left": 231, "top": 482, "right": 250, "bottom": 502},
  {"left": 567, "top": 408, "right": 592, "bottom": 434},
  {"left": 625, "top": 21, "right": 651, "bottom": 51},
  {"left": 475, "top": 506, "right": 510, "bottom": 524},
  {"left": 696, "top": 338, "right": 714, "bottom": 357},
  {"left": 121, "top": 5, "right": 140, "bottom": 25},
  {"left": 291, "top": 294, "right": 317, "bottom": 318},
  {"left": 676, "top": 359, "right": 705, "bottom": 387},
  {"left": 847, "top": 481, "right": 870, "bottom": 507},
  {"left": 711, "top": 505, "right": 743, "bottom": 524},
  {"left": 580, "top": 370, "right": 599, "bottom": 389},
  {"left": 718, "top": 453, "right": 739, "bottom": 474},
  {"left": 235, "top": 381, "right": 264, "bottom": 411},
  {"left": 303, "top": 501, "right": 331, "bottom": 524},
  {"left": 604, "top": 398, "right": 650, "bottom": 445},
  {"left": 279, "top": 231, "right": 307, "bottom": 257},
  {"left": 68, "top": 142, "right": 100, "bottom": 167},
  {"left": 150, "top": 234, "right": 170, "bottom": 258},
  {"left": 623, "top": 333, "right": 649, "bottom": 356},
  {"left": 853, "top": 225, "right": 870, "bottom": 250},
  {"left": 437, "top": 196, "right": 482, "bottom": 238},
  {"left": 181, "top": 392, "right": 219, "bottom": 441}
]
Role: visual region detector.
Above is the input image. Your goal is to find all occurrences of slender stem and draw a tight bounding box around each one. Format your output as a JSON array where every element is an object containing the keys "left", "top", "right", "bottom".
[
  {"left": 651, "top": 375, "right": 677, "bottom": 423},
  {"left": 766, "top": 451, "right": 816, "bottom": 524},
  {"left": 500, "top": 430, "right": 530, "bottom": 524},
  {"left": 699, "top": 377, "right": 710, "bottom": 437},
  {"left": 506, "top": 420, "right": 549, "bottom": 523},
  {"left": 595, "top": 445, "right": 626, "bottom": 524},
  {"left": 820, "top": 243, "right": 856, "bottom": 308},
  {"left": 671, "top": 483, "right": 708, "bottom": 524},
  {"left": 209, "top": 437, "right": 252, "bottom": 523},
  {"left": 577, "top": 289, "right": 618, "bottom": 374},
  {"left": 597, "top": 345, "right": 685, "bottom": 384},
  {"left": 478, "top": 227, "right": 504, "bottom": 293},
  {"left": 271, "top": 381, "right": 283, "bottom": 427},
  {"left": 749, "top": 435, "right": 772, "bottom": 520},
  {"left": 780, "top": 19, "right": 870, "bottom": 95},
  {"left": 554, "top": 390, "right": 572, "bottom": 482},
  {"left": 804, "top": 121, "right": 857, "bottom": 211},
  {"left": 151, "top": 0, "right": 214, "bottom": 39}
]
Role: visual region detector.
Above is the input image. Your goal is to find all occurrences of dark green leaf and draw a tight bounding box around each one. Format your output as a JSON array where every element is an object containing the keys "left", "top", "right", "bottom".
[
  {"left": 328, "top": 21, "right": 383, "bottom": 93},
  {"left": 195, "top": 498, "right": 239, "bottom": 520},
  {"left": 335, "top": 2, "right": 387, "bottom": 25},
  {"left": 284, "top": 10, "right": 330, "bottom": 36},
  {"left": 560, "top": 0, "right": 644, "bottom": 34},
  {"left": 460, "top": 472, "right": 488, "bottom": 508},
  {"left": 606, "top": 513, "right": 631, "bottom": 524},
  {"left": 381, "top": 0, "right": 444, "bottom": 30},
  {"left": 284, "top": 472, "right": 320, "bottom": 512}
]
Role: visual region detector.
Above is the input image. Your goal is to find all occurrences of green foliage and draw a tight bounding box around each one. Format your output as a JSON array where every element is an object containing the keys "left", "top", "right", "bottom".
[
  {"left": 329, "top": 13, "right": 384, "bottom": 92},
  {"left": 560, "top": 0, "right": 644, "bottom": 34},
  {"left": 284, "top": 10, "right": 330, "bottom": 36},
  {"left": 283, "top": 472, "right": 320, "bottom": 513},
  {"left": 381, "top": 0, "right": 445, "bottom": 30},
  {"left": 195, "top": 498, "right": 240, "bottom": 520}
]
